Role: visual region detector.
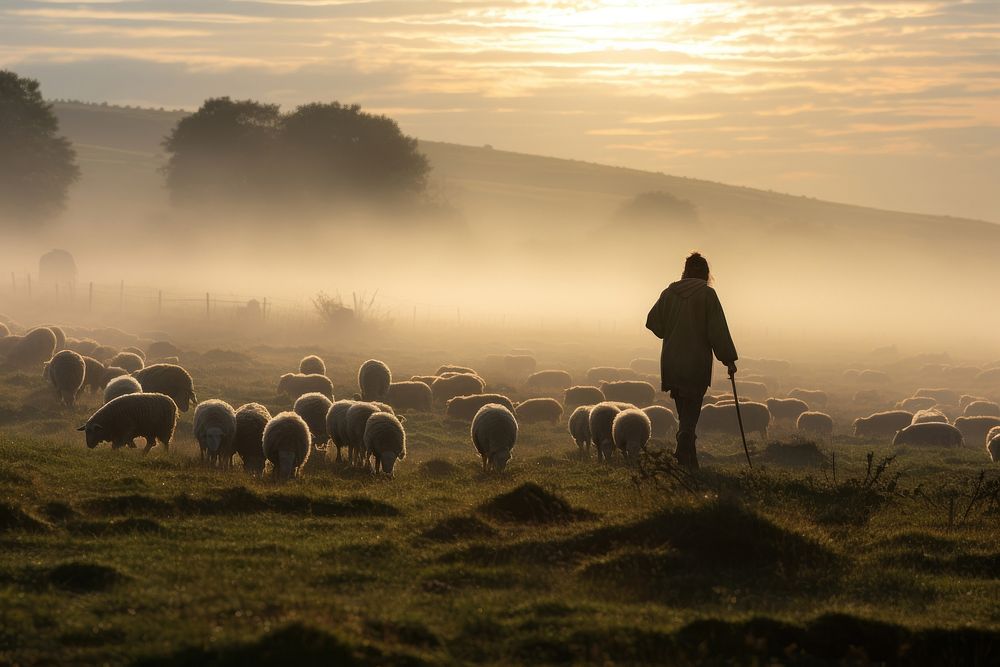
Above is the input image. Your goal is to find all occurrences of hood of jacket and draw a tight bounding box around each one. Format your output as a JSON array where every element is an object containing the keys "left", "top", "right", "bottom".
[{"left": 665, "top": 278, "right": 709, "bottom": 299}]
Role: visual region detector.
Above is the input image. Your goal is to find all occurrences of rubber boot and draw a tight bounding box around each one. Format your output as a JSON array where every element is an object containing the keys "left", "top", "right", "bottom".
[{"left": 674, "top": 431, "right": 700, "bottom": 470}]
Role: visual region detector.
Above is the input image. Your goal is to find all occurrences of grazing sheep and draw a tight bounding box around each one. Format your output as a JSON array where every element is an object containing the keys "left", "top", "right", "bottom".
[
  {"left": 613, "top": 408, "right": 652, "bottom": 463},
  {"left": 954, "top": 416, "right": 1000, "bottom": 447},
  {"left": 502, "top": 354, "right": 536, "bottom": 377},
  {"left": 897, "top": 396, "right": 938, "bottom": 412},
  {"left": 0, "top": 334, "right": 21, "bottom": 359},
  {"left": 731, "top": 381, "right": 768, "bottom": 402},
  {"left": 525, "top": 370, "right": 573, "bottom": 390},
  {"left": 47, "top": 350, "right": 86, "bottom": 407},
  {"left": 277, "top": 373, "right": 334, "bottom": 400},
  {"left": 853, "top": 411, "right": 914, "bottom": 438},
  {"left": 384, "top": 381, "right": 434, "bottom": 412},
  {"left": 788, "top": 388, "right": 828, "bottom": 408},
  {"left": 589, "top": 402, "right": 623, "bottom": 462},
  {"left": 6, "top": 327, "right": 57, "bottom": 368},
  {"left": 346, "top": 402, "right": 387, "bottom": 466},
  {"left": 263, "top": 411, "right": 311, "bottom": 481},
  {"left": 446, "top": 394, "right": 515, "bottom": 421},
  {"left": 599, "top": 380, "right": 656, "bottom": 408},
  {"left": 80, "top": 356, "right": 106, "bottom": 394},
  {"left": 147, "top": 340, "right": 181, "bottom": 360},
  {"left": 699, "top": 402, "right": 770, "bottom": 440},
  {"left": 109, "top": 351, "right": 144, "bottom": 373},
  {"left": 960, "top": 395, "right": 989, "bottom": 410},
  {"left": 471, "top": 404, "right": 518, "bottom": 472},
  {"left": 586, "top": 367, "right": 630, "bottom": 384},
  {"left": 193, "top": 399, "right": 238, "bottom": 465},
  {"left": 77, "top": 392, "right": 177, "bottom": 454},
  {"left": 797, "top": 412, "right": 834, "bottom": 438},
  {"left": 629, "top": 357, "right": 659, "bottom": 374},
  {"left": 91, "top": 345, "right": 117, "bottom": 363},
  {"left": 358, "top": 359, "right": 392, "bottom": 401},
  {"left": 892, "top": 422, "right": 964, "bottom": 448},
  {"left": 859, "top": 369, "right": 890, "bottom": 384},
  {"left": 963, "top": 400, "right": 1000, "bottom": 418},
  {"left": 293, "top": 392, "right": 333, "bottom": 446},
  {"left": 101, "top": 366, "right": 128, "bottom": 389},
  {"left": 121, "top": 346, "right": 146, "bottom": 361},
  {"left": 564, "top": 385, "right": 605, "bottom": 409},
  {"left": 432, "top": 373, "right": 486, "bottom": 403},
  {"left": 132, "top": 363, "right": 197, "bottom": 412},
  {"left": 515, "top": 397, "right": 564, "bottom": 424},
  {"left": 436, "top": 364, "right": 477, "bottom": 376},
  {"left": 765, "top": 398, "right": 809, "bottom": 422},
  {"left": 410, "top": 375, "right": 440, "bottom": 388},
  {"left": 974, "top": 368, "right": 1000, "bottom": 384},
  {"left": 66, "top": 338, "right": 99, "bottom": 356},
  {"left": 42, "top": 325, "right": 66, "bottom": 351},
  {"left": 568, "top": 405, "right": 592, "bottom": 455},
  {"left": 234, "top": 403, "right": 271, "bottom": 474},
  {"left": 299, "top": 355, "right": 326, "bottom": 375},
  {"left": 912, "top": 409, "right": 948, "bottom": 424},
  {"left": 914, "top": 388, "right": 961, "bottom": 405},
  {"left": 103, "top": 375, "right": 142, "bottom": 404},
  {"left": 325, "top": 399, "right": 357, "bottom": 463},
  {"left": 643, "top": 405, "right": 677, "bottom": 441},
  {"left": 363, "top": 412, "right": 406, "bottom": 475},
  {"left": 986, "top": 426, "right": 1000, "bottom": 462}
]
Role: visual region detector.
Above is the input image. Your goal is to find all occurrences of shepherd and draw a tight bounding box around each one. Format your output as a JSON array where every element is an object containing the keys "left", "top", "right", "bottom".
[{"left": 645, "top": 252, "right": 738, "bottom": 469}]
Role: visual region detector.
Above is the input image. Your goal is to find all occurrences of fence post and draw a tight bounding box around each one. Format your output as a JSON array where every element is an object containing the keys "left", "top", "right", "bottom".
[
  {"left": 158, "top": 290, "right": 162, "bottom": 316},
  {"left": 119, "top": 280, "right": 124, "bottom": 312},
  {"left": 205, "top": 292, "right": 210, "bottom": 319},
  {"left": 88, "top": 282, "right": 93, "bottom": 312}
]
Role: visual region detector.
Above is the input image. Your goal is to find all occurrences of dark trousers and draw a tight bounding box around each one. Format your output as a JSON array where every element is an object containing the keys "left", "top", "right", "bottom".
[{"left": 673, "top": 390, "right": 707, "bottom": 439}]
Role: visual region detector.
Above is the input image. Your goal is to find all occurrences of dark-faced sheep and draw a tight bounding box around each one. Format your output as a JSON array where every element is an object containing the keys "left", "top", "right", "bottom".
[
  {"left": 471, "top": 404, "right": 518, "bottom": 472},
  {"left": 589, "top": 402, "right": 623, "bottom": 462},
  {"left": 954, "top": 416, "right": 1000, "bottom": 448},
  {"left": 77, "top": 393, "right": 177, "bottom": 454},
  {"left": 103, "top": 375, "right": 141, "bottom": 404},
  {"left": 6, "top": 327, "right": 57, "bottom": 369},
  {"left": 515, "top": 397, "right": 563, "bottom": 424},
  {"left": 642, "top": 405, "right": 677, "bottom": 442},
  {"left": 892, "top": 422, "right": 964, "bottom": 448},
  {"left": 699, "top": 402, "right": 770, "bottom": 440},
  {"left": 432, "top": 373, "right": 485, "bottom": 404},
  {"left": 325, "top": 399, "right": 357, "bottom": 463},
  {"left": 263, "top": 411, "right": 311, "bottom": 481},
  {"left": 613, "top": 408, "right": 651, "bottom": 463},
  {"left": 599, "top": 380, "right": 656, "bottom": 408},
  {"left": 853, "top": 411, "right": 913, "bottom": 439},
  {"left": 797, "top": 412, "right": 834, "bottom": 438},
  {"left": 193, "top": 399, "right": 237, "bottom": 465},
  {"left": 132, "top": 363, "right": 197, "bottom": 412},
  {"left": 564, "top": 385, "right": 605, "bottom": 409},
  {"left": 766, "top": 398, "right": 809, "bottom": 422},
  {"left": 109, "top": 351, "right": 144, "bottom": 373},
  {"left": 48, "top": 350, "right": 86, "bottom": 407},
  {"left": 234, "top": 403, "right": 271, "bottom": 474},
  {"left": 987, "top": 426, "right": 1000, "bottom": 462},
  {"left": 293, "top": 392, "right": 333, "bottom": 446},
  {"left": 277, "top": 373, "right": 334, "bottom": 401},
  {"left": 912, "top": 409, "right": 948, "bottom": 425},
  {"left": 364, "top": 412, "right": 406, "bottom": 475},
  {"left": 963, "top": 400, "right": 1000, "bottom": 418},
  {"left": 446, "top": 394, "right": 514, "bottom": 421},
  {"left": 568, "top": 405, "right": 592, "bottom": 455},
  {"left": 385, "top": 381, "right": 433, "bottom": 412},
  {"left": 788, "top": 388, "right": 828, "bottom": 408},
  {"left": 525, "top": 370, "right": 573, "bottom": 390},
  {"left": 358, "top": 359, "right": 392, "bottom": 401},
  {"left": 299, "top": 355, "right": 326, "bottom": 375}
]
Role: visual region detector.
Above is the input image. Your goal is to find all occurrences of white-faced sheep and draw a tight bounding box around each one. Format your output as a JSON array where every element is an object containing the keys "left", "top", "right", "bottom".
[
  {"left": 80, "top": 356, "right": 106, "bottom": 394},
  {"left": 6, "top": 327, "right": 57, "bottom": 369},
  {"left": 346, "top": 402, "right": 395, "bottom": 466},
  {"left": 765, "top": 398, "right": 809, "bottom": 422},
  {"left": 568, "top": 405, "right": 592, "bottom": 456},
  {"left": 363, "top": 412, "right": 406, "bottom": 475},
  {"left": 48, "top": 350, "right": 86, "bottom": 407},
  {"left": 293, "top": 392, "right": 333, "bottom": 446},
  {"left": 432, "top": 373, "right": 486, "bottom": 404},
  {"left": 109, "top": 351, "right": 144, "bottom": 373},
  {"left": 613, "top": 408, "right": 651, "bottom": 463},
  {"left": 525, "top": 370, "right": 573, "bottom": 390},
  {"left": 384, "top": 381, "right": 433, "bottom": 412},
  {"left": 515, "top": 397, "right": 564, "bottom": 424},
  {"left": 954, "top": 416, "right": 1000, "bottom": 447},
  {"left": 589, "top": 402, "right": 623, "bottom": 462},
  {"left": 642, "top": 405, "right": 677, "bottom": 442},
  {"left": 277, "top": 373, "right": 334, "bottom": 401},
  {"left": 436, "top": 364, "right": 477, "bottom": 376},
  {"left": 564, "top": 386, "right": 605, "bottom": 409},
  {"left": 263, "top": 411, "right": 311, "bottom": 481},
  {"left": 299, "top": 355, "right": 326, "bottom": 376},
  {"left": 853, "top": 411, "right": 914, "bottom": 438},
  {"left": 132, "top": 364, "right": 196, "bottom": 412},
  {"left": 325, "top": 399, "right": 357, "bottom": 463},
  {"left": 787, "top": 388, "right": 828, "bottom": 408},
  {"left": 892, "top": 422, "right": 964, "bottom": 448},
  {"left": 103, "top": 375, "right": 142, "bottom": 404},
  {"left": 193, "top": 399, "right": 238, "bottom": 465},
  {"left": 471, "top": 404, "right": 518, "bottom": 472},
  {"left": 986, "top": 426, "right": 1000, "bottom": 463},
  {"left": 914, "top": 388, "right": 961, "bottom": 405},
  {"left": 446, "top": 394, "right": 515, "bottom": 421},
  {"left": 963, "top": 400, "right": 1000, "bottom": 418},
  {"left": 912, "top": 409, "right": 948, "bottom": 425},
  {"left": 797, "top": 412, "right": 834, "bottom": 438},
  {"left": 234, "top": 403, "right": 271, "bottom": 474},
  {"left": 599, "top": 380, "right": 656, "bottom": 408},
  {"left": 77, "top": 392, "right": 177, "bottom": 454},
  {"left": 358, "top": 359, "right": 392, "bottom": 401},
  {"left": 897, "top": 396, "right": 938, "bottom": 412}
]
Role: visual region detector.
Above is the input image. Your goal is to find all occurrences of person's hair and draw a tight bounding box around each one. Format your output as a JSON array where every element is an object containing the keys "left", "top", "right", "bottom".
[{"left": 681, "top": 252, "right": 711, "bottom": 282}]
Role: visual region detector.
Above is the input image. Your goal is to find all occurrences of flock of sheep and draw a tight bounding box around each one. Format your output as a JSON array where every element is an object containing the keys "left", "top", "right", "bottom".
[{"left": 2, "top": 318, "right": 1000, "bottom": 479}]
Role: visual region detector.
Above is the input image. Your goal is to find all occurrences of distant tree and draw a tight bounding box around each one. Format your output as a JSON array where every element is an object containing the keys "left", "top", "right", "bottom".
[
  {"left": 0, "top": 70, "right": 80, "bottom": 224},
  {"left": 615, "top": 190, "right": 698, "bottom": 227},
  {"left": 161, "top": 97, "right": 282, "bottom": 203}
]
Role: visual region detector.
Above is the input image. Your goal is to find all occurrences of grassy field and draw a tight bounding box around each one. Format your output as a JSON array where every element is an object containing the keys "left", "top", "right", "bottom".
[{"left": 1, "top": 343, "right": 999, "bottom": 665}]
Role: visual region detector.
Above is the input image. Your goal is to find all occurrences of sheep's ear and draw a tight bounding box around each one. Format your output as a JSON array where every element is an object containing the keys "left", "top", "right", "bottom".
[
  {"left": 76, "top": 424, "right": 87, "bottom": 431},
  {"left": 398, "top": 415, "right": 407, "bottom": 424}
]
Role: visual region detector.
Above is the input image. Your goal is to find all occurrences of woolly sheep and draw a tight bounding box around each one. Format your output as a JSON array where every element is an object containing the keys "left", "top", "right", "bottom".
[
  {"left": 432, "top": 373, "right": 486, "bottom": 403},
  {"left": 325, "top": 399, "right": 357, "bottom": 462},
  {"left": 642, "top": 405, "right": 677, "bottom": 441},
  {"left": 502, "top": 354, "right": 536, "bottom": 377},
  {"left": 568, "top": 405, "right": 592, "bottom": 455},
  {"left": 987, "top": 426, "right": 1000, "bottom": 463},
  {"left": 109, "top": 351, "right": 144, "bottom": 373},
  {"left": 91, "top": 345, "right": 117, "bottom": 363},
  {"left": 914, "top": 388, "right": 961, "bottom": 405},
  {"left": 954, "top": 416, "right": 1000, "bottom": 447},
  {"left": 896, "top": 396, "right": 938, "bottom": 412},
  {"left": 381, "top": 381, "right": 433, "bottom": 412},
  {"left": 193, "top": 399, "right": 238, "bottom": 465},
  {"left": 853, "top": 411, "right": 914, "bottom": 438},
  {"left": 77, "top": 392, "right": 177, "bottom": 454},
  {"left": 599, "top": 380, "right": 656, "bottom": 408},
  {"left": 104, "top": 375, "right": 142, "bottom": 404},
  {"left": 787, "top": 388, "right": 828, "bottom": 408},
  {"left": 263, "top": 411, "right": 311, "bottom": 481},
  {"left": 48, "top": 350, "right": 86, "bottom": 407},
  {"left": 81, "top": 356, "right": 106, "bottom": 393},
  {"left": 515, "top": 397, "right": 564, "bottom": 424},
  {"left": 797, "top": 412, "right": 834, "bottom": 438},
  {"left": 43, "top": 325, "right": 66, "bottom": 351},
  {"left": 147, "top": 340, "right": 181, "bottom": 360},
  {"left": 363, "top": 411, "right": 406, "bottom": 475},
  {"left": 765, "top": 398, "right": 809, "bottom": 422},
  {"left": 564, "top": 385, "right": 605, "bottom": 409},
  {"left": 101, "top": 366, "right": 128, "bottom": 389},
  {"left": 66, "top": 338, "right": 98, "bottom": 356},
  {"left": 587, "top": 367, "right": 639, "bottom": 384},
  {"left": 589, "top": 402, "right": 623, "bottom": 462},
  {"left": 699, "top": 402, "right": 770, "bottom": 440},
  {"left": 6, "top": 327, "right": 57, "bottom": 368},
  {"left": 613, "top": 408, "right": 651, "bottom": 463},
  {"left": 277, "top": 373, "right": 334, "bottom": 400},
  {"left": 346, "top": 402, "right": 395, "bottom": 466},
  {"left": 446, "top": 394, "right": 515, "bottom": 421},
  {"left": 892, "top": 422, "right": 964, "bottom": 448},
  {"left": 471, "top": 404, "right": 518, "bottom": 472},
  {"left": 912, "top": 409, "right": 948, "bottom": 425},
  {"left": 121, "top": 346, "right": 146, "bottom": 361},
  {"left": 629, "top": 358, "right": 659, "bottom": 374},
  {"left": 293, "top": 392, "right": 333, "bottom": 446},
  {"left": 731, "top": 381, "right": 768, "bottom": 402},
  {"left": 299, "top": 355, "right": 326, "bottom": 376},
  {"left": 0, "top": 335, "right": 22, "bottom": 359},
  {"left": 960, "top": 395, "right": 988, "bottom": 410},
  {"left": 436, "top": 364, "right": 476, "bottom": 376},
  {"left": 358, "top": 359, "right": 392, "bottom": 401},
  {"left": 525, "top": 370, "right": 573, "bottom": 390},
  {"left": 234, "top": 403, "right": 271, "bottom": 474},
  {"left": 132, "top": 363, "right": 197, "bottom": 412},
  {"left": 410, "top": 375, "right": 439, "bottom": 388},
  {"left": 963, "top": 400, "right": 1000, "bottom": 418}
]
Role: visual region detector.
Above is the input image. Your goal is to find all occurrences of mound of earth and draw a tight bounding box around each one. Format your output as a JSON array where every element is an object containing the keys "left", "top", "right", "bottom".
[
  {"left": 479, "top": 482, "right": 594, "bottom": 524},
  {"left": 759, "top": 440, "right": 829, "bottom": 468},
  {"left": 47, "top": 562, "right": 124, "bottom": 593}
]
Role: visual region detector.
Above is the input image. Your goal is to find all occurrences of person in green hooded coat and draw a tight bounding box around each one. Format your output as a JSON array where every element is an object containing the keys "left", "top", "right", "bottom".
[{"left": 645, "top": 252, "right": 738, "bottom": 469}]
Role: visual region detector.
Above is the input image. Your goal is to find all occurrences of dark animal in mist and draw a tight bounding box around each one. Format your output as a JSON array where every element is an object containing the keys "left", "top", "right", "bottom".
[
  {"left": 277, "top": 373, "right": 334, "bottom": 400},
  {"left": 47, "top": 349, "right": 85, "bottom": 407},
  {"left": 853, "top": 411, "right": 913, "bottom": 439},
  {"left": 234, "top": 403, "right": 271, "bottom": 474},
  {"left": 193, "top": 399, "right": 237, "bottom": 465},
  {"left": 263, "top": 411, "right": 311, "bottom": 481},
  {"left": 446, "top": 394, "right": 515, "bottom": 421},
  {"left": 564, "top": 385, "right": 605, "bottom": 409},
  {"left": 132, "top": 363, "right": 197, "bottom": 411},
  {"left": 892, "top": 422, "right": 964, "bottom": 448},
  {"left": 358, "top": 359, "right": 392, "bottom": 401},
  {"left": 293, "top": 392, "right": 333, "bottom": 445},
  {"left": 514, "top": 397, "right": 564, "bottom": 424},
  {"left": 77, "top": 393, "right": 178, "bottom": 454},
  {"left": 471, "top": 403, "right": 518, "bottom": 472},
  {"left": 384, "top": 381, "right": 434, "bottom": 412},
  {"left": 363, "top": 412, "right": 406, "bottom": 475},
  {"left": 599, "top": 380, "right": 655, "bottom": 408}
]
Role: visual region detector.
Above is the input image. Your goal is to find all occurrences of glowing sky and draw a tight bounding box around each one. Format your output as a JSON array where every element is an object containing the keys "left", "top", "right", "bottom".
[{"left": 2, "top": 0, "right": 998, "bottom": 220}]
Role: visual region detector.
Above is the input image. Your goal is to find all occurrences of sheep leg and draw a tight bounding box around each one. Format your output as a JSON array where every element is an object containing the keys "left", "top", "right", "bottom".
[{"left": 142, "top": 436, "right": 156, "bottom": 455}]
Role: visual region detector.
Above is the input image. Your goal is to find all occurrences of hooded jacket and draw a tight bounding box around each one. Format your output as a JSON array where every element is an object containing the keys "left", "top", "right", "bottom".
[{"left": 645, "top": 278, "right": 738, "bottom": 396}]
